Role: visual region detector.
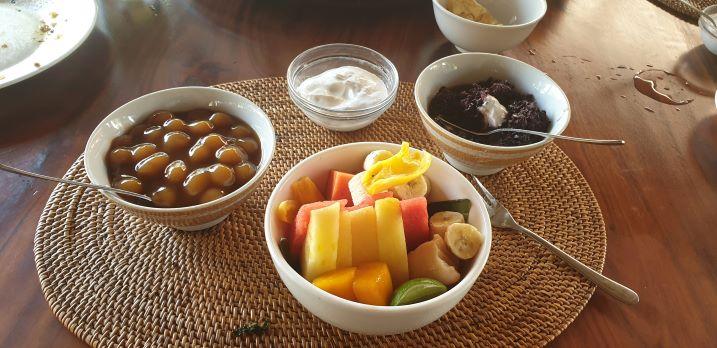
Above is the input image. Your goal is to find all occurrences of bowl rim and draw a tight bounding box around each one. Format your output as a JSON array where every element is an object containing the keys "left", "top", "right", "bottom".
[
  {"left": 286, "top": 43, "right": 400, "bottom": 116},
  {"left": 699, "top": 5, "right": 717, "bottom": 39},
  {"left": 432, "top": 0, "right": 548, "bottom": 29},
  {"left": 263, "top": 141, "right": 493, "bottom": 313},
  {"left": 414, "top": 52, "right": 571, "bottom": 152},
  {"left": 83, "top": 86, "right": 276, "bottom": 213}
]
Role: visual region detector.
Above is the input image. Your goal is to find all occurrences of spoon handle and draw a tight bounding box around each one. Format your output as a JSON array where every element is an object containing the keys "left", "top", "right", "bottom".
[
  {"left": 495, "top": 128, "right": 626, "bottom": 145},
  {"left": 436, "top": 117, "right": 625, "bottom": 145},
  {"left": 0, "top": 163, "right": 153, "bottom": 202},
  {"left": 513, "top": 223, "right": 640, "bottom": 304}
]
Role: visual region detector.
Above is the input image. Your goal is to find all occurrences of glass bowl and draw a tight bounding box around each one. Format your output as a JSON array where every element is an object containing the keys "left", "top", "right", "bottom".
[
  {"left": 287, "top": 43, "right": 399, "bottom": 132},
  {"left": 699, "top": 5, "right": 717, "bottom": 56}
]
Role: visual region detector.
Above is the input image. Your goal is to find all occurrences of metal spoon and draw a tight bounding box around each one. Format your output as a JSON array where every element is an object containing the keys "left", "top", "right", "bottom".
[
  {"left": 678, "top": 0, "right": 717, "bottom": 30},
  {"left": 0, "top": 163, "right": 153, "bottom": 203},
  {"left": 436, "top": 117, "right": 625, "bottom": 145}
]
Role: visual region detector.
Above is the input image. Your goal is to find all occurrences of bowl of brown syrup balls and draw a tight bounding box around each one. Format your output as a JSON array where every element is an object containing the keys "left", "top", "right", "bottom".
[{"left": 84, "top": 86, "right": 276, "bottom": 231}]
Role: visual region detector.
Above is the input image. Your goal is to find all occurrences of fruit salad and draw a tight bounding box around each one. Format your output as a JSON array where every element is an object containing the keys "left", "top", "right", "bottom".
[{"left": 275, "top": 142, "right": 485, "bottom": 306}]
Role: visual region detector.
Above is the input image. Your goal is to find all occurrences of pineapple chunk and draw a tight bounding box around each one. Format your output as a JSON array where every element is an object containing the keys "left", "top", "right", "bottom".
[
  {"left": 374, "top": 197, "right": 409, "bottom": 285},
  {"left": 348, "top": 206, "right": 380, "bottom": 265},
  {"left": 336, "top": 210, "right": 352, "bottom": 268},
  {"left": 301, "top": 202, "right": 340, "bottom": 281}
]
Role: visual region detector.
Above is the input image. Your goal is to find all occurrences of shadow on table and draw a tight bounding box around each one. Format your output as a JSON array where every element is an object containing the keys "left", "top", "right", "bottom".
[
  {"left": 418, "top": 40, "right": 459, "bottom": 75},
  {"left": 0, "top": 29, "right": 112, "bottom": 147},
  {"left": 690, "top": 114, "right": 717, "bottom": 189},
  {"left": 187, "top": 0, "right": 431, "bottom": 34},
  {"left": 99, "top": 0, "right": 170, "bottom": 68},
  {"left": 540, "top": 0, "right": 569, "bottom": 32},
  {"left": 673, "top": 46, "right": 717, "bottom": 97}
]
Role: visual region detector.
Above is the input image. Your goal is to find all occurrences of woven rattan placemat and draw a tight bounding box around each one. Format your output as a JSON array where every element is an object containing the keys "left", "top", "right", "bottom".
[
  {"left": 649, "top": 0, "right": 716, "bottom": 21},
  {"left": 35, "top": 78, "right": 606, "bottom": 347}
]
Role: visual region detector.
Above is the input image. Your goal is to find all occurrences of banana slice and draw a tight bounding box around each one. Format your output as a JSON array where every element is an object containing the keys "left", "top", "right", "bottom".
[
  {"left": 348, "top": 171, "right": 370, "bottom": 205},
  {"left": 391, "top": 175, "right": 431, "bottom": 200},
  {"left": 445, "top": 223, "right": 483, "bottom": 260},
  {"left": 429, "top": 211, "right": 464, "bottom": 238},
  {"left": 363, "top": 150, "right": 393, "bottom": 171}
]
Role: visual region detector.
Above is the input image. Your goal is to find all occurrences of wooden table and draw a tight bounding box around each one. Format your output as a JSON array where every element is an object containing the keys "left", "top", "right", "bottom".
[{"left": 1, "top": 0, "right": 715, "bottom": 346}]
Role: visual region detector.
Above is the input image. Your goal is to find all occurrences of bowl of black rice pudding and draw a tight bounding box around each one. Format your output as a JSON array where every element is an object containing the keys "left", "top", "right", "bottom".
[{"left": 414, "top": 53, "right": 570, "bottom": 175}]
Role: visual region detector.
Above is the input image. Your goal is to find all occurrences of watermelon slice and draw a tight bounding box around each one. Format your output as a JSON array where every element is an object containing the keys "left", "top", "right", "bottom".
[
  {"left": 291, "top": 199, "right": 348, "bottom": 257},
  {"left": 399, "top": 197, "right": 430, "bottom": 251},
  {"left": 326, "top": 170, "right": 354, "bottom": 205},
  {"left": 346, "top": 191, "right": 394, "bottom": 211}
]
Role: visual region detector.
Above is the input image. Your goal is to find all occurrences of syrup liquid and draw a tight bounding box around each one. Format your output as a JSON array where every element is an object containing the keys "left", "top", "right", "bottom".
[{"left": 633, "top": 69, "right": 713, "bottom": 105}]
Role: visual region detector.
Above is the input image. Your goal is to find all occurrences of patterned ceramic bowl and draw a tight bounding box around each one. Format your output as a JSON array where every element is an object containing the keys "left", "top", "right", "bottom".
[
  {"left": 84, "top": 87, "right": 276, "bottom": 231},
  {"left": 414, "top": 53, "right": 570, "bottom": 176}
]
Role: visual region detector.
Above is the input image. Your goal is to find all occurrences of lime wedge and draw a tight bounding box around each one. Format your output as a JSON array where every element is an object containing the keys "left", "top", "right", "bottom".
[
  {"left": 427, "top": 199, "right": 471, "bottom": 221},
  {"left": 390, "top": 278, "right": 448, "bottom": 306}
]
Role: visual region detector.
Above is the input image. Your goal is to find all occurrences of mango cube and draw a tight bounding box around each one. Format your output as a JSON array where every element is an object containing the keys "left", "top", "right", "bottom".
[
  {"left": 312, "top": 267, "right": 357, "bottom": 301},
  {"left": 291, "top": 176, "right": 325, "bottom": 205},
  {"left": 352, "top": 262, "right": 393, "bottom": 306},
  {"left": 276, "top": 199, "right": 299, "bottom": 224}
]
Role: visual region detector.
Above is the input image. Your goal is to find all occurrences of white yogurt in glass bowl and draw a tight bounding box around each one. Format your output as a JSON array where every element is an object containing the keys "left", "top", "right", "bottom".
[
  {"left": 297, "top": 66, "right": 389, "bottom": 111},
  {"left": 287, "top": 44, "right": 399, "bottom": 132}
]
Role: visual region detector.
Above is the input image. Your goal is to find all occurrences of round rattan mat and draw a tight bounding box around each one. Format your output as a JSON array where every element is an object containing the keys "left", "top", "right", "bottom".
[
  {"left": 648, "top": 0, "right": 716, "bottom": 21},
  {"left": 35, "top": 78, "right": 606, "bottom": 347}
]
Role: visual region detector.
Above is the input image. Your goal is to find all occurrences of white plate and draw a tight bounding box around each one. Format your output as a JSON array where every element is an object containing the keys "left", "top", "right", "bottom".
[{"left": 0, "top": 0, "right": 97, "bottom": 89}]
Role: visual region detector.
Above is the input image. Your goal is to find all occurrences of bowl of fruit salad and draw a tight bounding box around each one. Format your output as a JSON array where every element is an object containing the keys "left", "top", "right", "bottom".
[{"left": 264, "top": 142, "right": 492, "bottom": 335}]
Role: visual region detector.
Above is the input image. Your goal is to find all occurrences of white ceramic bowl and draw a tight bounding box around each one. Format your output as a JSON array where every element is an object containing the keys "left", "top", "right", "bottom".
[
  {"left": 415, "top": 53, "right": 570, "bottom": 175},
  {"left": 699, "top": 5, "right": 717, "bottom": 55},
  {"left": 264, "top": 142, "right": 492, "bottom": 335},
  {"left": 432, "top": 0, "right": 546, "bottom": 53},
  {"left": 84, "top": 86, "right": 276, "bottom": 231}
]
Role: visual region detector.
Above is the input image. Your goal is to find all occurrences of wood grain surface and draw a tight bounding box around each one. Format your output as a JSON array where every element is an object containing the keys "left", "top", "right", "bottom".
[{"left": 1, "top": 0, "right": 716, "bottom": 346}]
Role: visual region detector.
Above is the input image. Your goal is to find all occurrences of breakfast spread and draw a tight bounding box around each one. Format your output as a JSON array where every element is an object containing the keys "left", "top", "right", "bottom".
[
  {"left": 444, "top": 0, "right": 501, "bottom": 25},
  {"left": 105, "top": 109, "right": 261, "bottom": 208},
  {"left": 2, "top": 0, "right": 665, "bottom": 339},
  {"left": 274, "top": 142, "right": 484, "bottom": 306},
  {"left": 428, "top": 78, "right": 551, "bottom": 146},
  {"left": 296, "top": 65, "right": 388, "bottom": 111}
]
